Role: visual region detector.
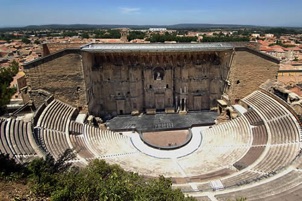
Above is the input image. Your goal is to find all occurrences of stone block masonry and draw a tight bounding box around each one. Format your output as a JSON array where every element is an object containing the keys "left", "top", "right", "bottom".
[
  {"left": 24, "top": 50, "right": 87, "bottom": 109},
  {"left": 226, "top": 48, "right": 279, "bottom": 104}
]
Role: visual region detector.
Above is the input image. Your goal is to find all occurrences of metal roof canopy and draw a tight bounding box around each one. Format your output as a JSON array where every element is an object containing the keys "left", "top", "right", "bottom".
[{"left": 81, "top": 43, "right": 234, "bottom": 53}]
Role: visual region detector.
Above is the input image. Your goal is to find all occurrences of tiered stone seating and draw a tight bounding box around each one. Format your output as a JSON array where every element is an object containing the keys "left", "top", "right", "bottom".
[
  {"left": 221, "top": 170, "right": 263, "bottom": 188},
  {"left": 38, "top": 128, "right": 70, "bottom": 159},
  {"left": 32, "top": 98, "right": 79, "bottom": 159},
  {"left": 184, "top": 90, "right": 301, "bottom": 198},
  {"left": 194, "top": 196, "right": 213, "bottom": 201},
  {"left": 19, "top": 121, "right": 36, "bottom": 155},
  {"left": 243, "top": 90, "right": 299, "bottom": 122},
  {"left": 177, "top": 116, "right": 251, "bottom": 177},
  {"left": 215, "top": 170, "right": 302, "bottom": 201},
  {"left": 0, "top": 120, "right": 12, "bottom": 155},
  {"left": 240, "top": 91, "right": 300, "bottom": 173},
  {"left": 69, "top": 121, "right": 84, "bottom": 135},
  {"left": 244, "top": 109, "right": 263, "bottom": 126},
  {"left": 69, "top": 134, "right": 95, "bottom": 159},
  {"left": 233, "top": 146, "right": 265, "bottom": 170},
  {"left": 196, "top": 182, "right": 213, "bottom": 192},
  {"left": 32, "top": 103, "right": 46, "bottom": 126},
  {"left": 172, "top": 184, "right": 195, "bottom": 192},
  {"left": 2, "top": 90, "right": 299, "bottom": 200},
  {"left": 104, "top": 152, "right": 184, "bottom": 178},
  {"left": 84, "top": 125, "right": 138, "bottom": 157},
  {"left": 261, "top": 175, "right": 302, "bottom": 201},
  {"left": 251, "top": 125, "right": 268, "bottom": 145},
  {"left": 34, "top": 127, "right": 46, "bottom": 151},
  {"left": 37, "top": 99, "right": 76, "bottom": 132},
  {"left": 252, "top": 144, "right": 299, "bottom": 173},
  {"left": 200, "top": 115, "right": 251, "bottom": 146},
  {"left": 0, "top": 118, "right": 36, "bottom": 159},
  {"left": 188, "top": 168, "right": 235, "bottom": 182}
]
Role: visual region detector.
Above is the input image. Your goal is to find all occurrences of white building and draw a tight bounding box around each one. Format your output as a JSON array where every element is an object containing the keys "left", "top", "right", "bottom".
[{"left": 149, "top": 28, "right": 167, "bottom": 32}]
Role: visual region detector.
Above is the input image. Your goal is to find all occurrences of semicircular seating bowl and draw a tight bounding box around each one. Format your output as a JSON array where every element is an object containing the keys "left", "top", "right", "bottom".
[{"left": 1, "top": 90, "right": 302, "bottom": 200}]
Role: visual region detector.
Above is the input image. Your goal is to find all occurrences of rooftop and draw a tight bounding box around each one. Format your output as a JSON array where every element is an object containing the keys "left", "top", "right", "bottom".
[{"left": 81, "top": 43, "right": 234, "bottom": 53}]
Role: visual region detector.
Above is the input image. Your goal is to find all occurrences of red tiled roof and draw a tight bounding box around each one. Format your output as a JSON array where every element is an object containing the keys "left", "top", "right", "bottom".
[
  {"left": 259, "top": 46, "right": 273, "bottom": 51},
  {"left": 271, "top": 47, "right": 285, "bottom": 53},
  {"left": 289, "top": 86, "right": 302, "bottom": 96}
]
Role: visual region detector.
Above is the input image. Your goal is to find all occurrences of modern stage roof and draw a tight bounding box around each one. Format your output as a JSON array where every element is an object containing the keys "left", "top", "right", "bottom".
[{"left": 80, "top": 42, "right": 235, "bottom": 53}]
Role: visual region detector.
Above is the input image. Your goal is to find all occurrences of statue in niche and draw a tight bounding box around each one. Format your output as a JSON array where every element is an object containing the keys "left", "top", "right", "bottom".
[
  {"left": 156, "top": 72, "right": 161, "bottom": 80},
  {"left": 153, "top": 67, "right": 164, "bottom": 80}
]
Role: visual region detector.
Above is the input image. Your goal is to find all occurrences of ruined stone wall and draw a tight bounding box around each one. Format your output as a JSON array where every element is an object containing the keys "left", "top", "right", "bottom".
[
  {"left": 226, "top": 49, "right": 279, "bottom": 104},
  {"left": 42, "top": 43, "right": 85, "bottom": 56},
  {"left": 24, "top": 50, "right": 87, "bottom": 108}
]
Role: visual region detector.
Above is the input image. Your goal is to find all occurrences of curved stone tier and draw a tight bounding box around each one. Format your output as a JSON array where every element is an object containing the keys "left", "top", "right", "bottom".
[{"left": 1, "top": 90, "right": 302, "bottom": 200}]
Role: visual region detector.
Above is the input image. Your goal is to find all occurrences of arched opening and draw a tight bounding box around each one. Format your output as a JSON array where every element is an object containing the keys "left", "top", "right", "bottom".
[{"left": 153, "top": 67, "right": 165, "bottom": 80}]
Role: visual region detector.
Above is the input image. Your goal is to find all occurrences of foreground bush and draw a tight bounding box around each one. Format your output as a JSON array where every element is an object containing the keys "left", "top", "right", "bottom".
[
  {"left": 0, "top": 149, "right": 194, "bottom": 200},
  {"left": 50, "top": 159, "right": 195, "bottom": 201}
]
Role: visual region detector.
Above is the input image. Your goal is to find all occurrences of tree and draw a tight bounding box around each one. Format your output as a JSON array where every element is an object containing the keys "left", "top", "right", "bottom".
[
  {"left": 106, "top": 29, "right": 121, "bottom": 38},
  {"left": 28, "top": 149, "right": 76, "bottom": 196},
  {"left": 50, "top": 159, "right": 196, "bottom": 201},
  {"left": 146, "top": 33, "right": 198, "bottom": 43},
  {"left": 62, "top": 31, "right": 78, "bottom": 37},
  {"left": 21, "top": 37, "right": 31, "bottom": 44},
  {"left": 0, "top": 149, "right": 197, "bottom": 200},
  {"left": 0, "top": 60, "right": 19, "bottom": 115},
  {"left": 81, "top": 32, "right": 90, "bottom": 39},
  {"left": 0, "top": 152, "right": 27, "bottom": 180},
  {"left": 128, "top": 31, "right": 146, "bottom": 41},
  {"left": 34, "top": 39, "right": 40, "bottom": 44}
]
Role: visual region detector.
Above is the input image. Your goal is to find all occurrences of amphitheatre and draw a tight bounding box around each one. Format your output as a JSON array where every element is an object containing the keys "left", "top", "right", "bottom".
[{"left": 2, "top": 42, "right": 302, "bottom": 200}]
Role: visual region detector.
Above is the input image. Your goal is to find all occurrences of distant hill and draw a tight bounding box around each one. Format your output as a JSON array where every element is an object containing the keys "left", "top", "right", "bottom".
[
  {"left": 169, "top": 23, "right": 258, "bottom": 29},
  {"left": 0, "top": 23, "right": 266, "bottom": 31},
  {"left": 23, "top": 23, "right": 259, "bottom": 29},
  {"left": 0, "top": 23, "right": 301, "bottom": 31}
]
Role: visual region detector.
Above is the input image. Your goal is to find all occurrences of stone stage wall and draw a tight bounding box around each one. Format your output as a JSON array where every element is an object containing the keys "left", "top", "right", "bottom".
[
  {"left": 82, "top": 50, "right": 232, "bottom": 116},
  {"left": 24, "top": 45, "right": 279, "bottom": 117}
]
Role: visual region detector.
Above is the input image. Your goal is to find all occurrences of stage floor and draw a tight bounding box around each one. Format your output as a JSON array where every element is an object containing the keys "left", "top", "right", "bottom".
[{"left": 106, "top": 111, "right": 217, "bottom": 132}]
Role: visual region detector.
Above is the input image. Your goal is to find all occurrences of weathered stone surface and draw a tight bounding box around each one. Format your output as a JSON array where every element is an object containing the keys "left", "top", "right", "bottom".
[
  {"left": 42, "top": 43, "right": 83, "bottom": 56},
  {"left": 24, "top": 51, "right": 86, "bottom": 108},
  {"left": 24, "top": 44, "right": 279, "bottom": 118},
  {"left": 226, "top": 49, "right": 279, "bottom": 104},
  {"left": 82, "top": 50, "right": 232, "bottom": 116}
]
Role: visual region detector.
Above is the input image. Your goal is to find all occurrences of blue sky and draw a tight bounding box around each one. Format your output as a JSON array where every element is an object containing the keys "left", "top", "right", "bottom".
[{"left": 1, "top": 0, "right": 301, "bottom": 27}]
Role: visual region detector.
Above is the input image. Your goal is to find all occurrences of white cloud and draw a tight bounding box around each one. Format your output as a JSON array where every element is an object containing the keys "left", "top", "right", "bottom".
[{"left": 119, "top": 7, "right": 141, "bottom": 14}]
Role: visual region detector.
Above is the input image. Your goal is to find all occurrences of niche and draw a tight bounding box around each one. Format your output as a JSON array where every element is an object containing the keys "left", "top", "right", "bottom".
[{"left": 153, "top": 67, "right": 165, "bottom": 80}]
